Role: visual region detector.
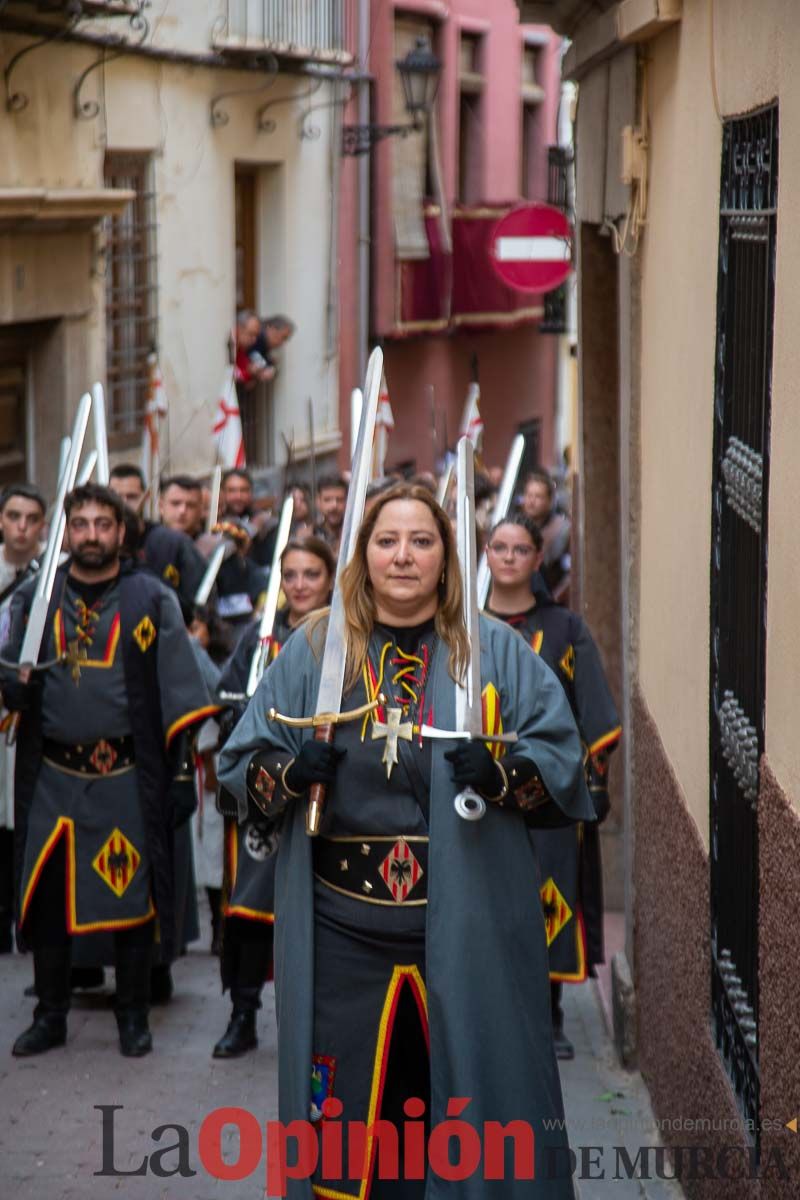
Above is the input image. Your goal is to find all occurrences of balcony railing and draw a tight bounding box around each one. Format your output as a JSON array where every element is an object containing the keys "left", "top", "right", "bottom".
[
  {"left": 0, "top": 1, "right": 144, "bottom": 17},
  {"left": 214, "top": 0, "right": 356, "bottom": 66}
]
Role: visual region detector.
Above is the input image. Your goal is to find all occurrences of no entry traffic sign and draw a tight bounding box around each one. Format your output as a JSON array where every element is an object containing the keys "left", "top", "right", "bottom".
[{"left": 489, "top": 204, "right": 573, "bottom": 294}]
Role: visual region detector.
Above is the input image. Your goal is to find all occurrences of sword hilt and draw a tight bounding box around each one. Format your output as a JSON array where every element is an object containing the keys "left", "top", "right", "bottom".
[
  {"left": 268, "top": 696, "right": 384, "bottom": 729},
  {"left": 306, "top": 722, "right": 334, "bottom": 837}
]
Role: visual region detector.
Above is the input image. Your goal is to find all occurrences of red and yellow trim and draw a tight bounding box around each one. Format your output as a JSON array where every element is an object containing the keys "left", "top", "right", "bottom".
[
  {"left": 313, "top": 964, "right": 428, "bottom": 1200},
  {"left": 20, "top": 816, "right": 155, "bottom": 933},
  {"left": 166, "top": 704, "right": 222, "bottom": 748},
  {"left": 53, "top": 610, "right": 121, "bottom": 668},
  {"left": 529, "top": 629, "right": 544, "bottom": 655},
  {"left": 481, "top": 682, "right": 505, "bottom": 761},
  {"left": 588, "top": 725, "right": 622, "bottom": 756},
  {"left": 222, "top": 820, "right": 274, "bottom": 924},
  {"left": 550, "top": 909, "right": 588, "bottom": 984}
]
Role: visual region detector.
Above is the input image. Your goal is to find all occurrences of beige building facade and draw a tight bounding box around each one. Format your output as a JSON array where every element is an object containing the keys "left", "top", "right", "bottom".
[
  {"left": 520, "top": 0, "right": 799, "bottom": 1193},
  {"left": 0, "top": 0, "right": 347, "bottom": 493}
]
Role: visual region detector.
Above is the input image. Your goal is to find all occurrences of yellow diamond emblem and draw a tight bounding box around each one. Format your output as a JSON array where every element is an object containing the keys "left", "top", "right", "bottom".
[
  {"left": 92, "top": 828, "right": 141, "bottom": 898},
  {"left": 132, "top": 615, "right": 156, "bottom": 652},
  {"left": 559, "top": 644, "right": 575, "bottom": 682},
  {"left": 540, "top": 876, "right": 573, "bottom": 947},
  {"left": 162, "top": 563, "right": 180, "bottom": 588}
]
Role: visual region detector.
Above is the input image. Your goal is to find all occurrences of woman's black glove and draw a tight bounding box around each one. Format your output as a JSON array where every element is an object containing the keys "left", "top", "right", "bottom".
[
  {"left": 444, "top": 741, "right": 502, "bottom": 797},
  {"left": 284, "top": 739, "right": 346, "bottom": 793},
  {"left": 1, "top": 678, "right": 34, "bottom": 713}
]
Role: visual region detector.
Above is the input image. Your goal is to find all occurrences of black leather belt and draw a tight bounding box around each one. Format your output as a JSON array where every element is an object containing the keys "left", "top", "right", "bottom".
[
  {"left": 314, "top": 835, "right": 429, "bottom": 906},
  {"left": 42, "top": 735, "right": 135, "bottom": 778}
]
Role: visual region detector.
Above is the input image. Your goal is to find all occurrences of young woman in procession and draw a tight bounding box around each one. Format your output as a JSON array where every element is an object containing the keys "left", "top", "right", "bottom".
[
  {"left": 218, "top": 484, "right": 594, "bottom": 1200},
  {"left": 485, "top": 513, "right": 622, "bottom": 1059},
  {"left": 212, "top": 536, "right": 335, "bottom": 1058}
]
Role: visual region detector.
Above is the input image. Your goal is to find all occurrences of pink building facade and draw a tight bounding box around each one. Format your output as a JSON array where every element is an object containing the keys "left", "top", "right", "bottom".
[{"left": 338, "top": 0, "right": 563, "bottom": 475}]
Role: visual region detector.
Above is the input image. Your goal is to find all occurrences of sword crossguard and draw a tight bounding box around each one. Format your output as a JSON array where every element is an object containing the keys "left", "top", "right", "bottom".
[{"left": 268, "top": 695, "right": 385, "bottom": 729}]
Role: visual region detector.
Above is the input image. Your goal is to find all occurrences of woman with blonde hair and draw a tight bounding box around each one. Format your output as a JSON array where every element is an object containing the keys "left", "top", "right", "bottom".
[{"left": 219, "top": 483, "right": 593, "bottom": 1199}]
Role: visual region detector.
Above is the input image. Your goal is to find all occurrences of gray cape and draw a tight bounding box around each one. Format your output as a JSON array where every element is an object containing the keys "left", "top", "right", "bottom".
[{"left": 218, "top": 613, "right": 594, "bottom": 1199}]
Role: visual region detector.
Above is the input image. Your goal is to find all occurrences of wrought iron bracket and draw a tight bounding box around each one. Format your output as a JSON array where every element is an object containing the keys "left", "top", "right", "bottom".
[
  {"left": 73, "top": 6, "right": 149, "bottom": 119},
  {"left": 342, "top": 120, "right": 421, "bottom": 157},
  {"left": 210, "top": 53, "right": 279, "bottom": 128},
  {"left": 299, "top": 80, "right": 351, "bottom": 143},
  {"left": 4, "top": 10, "right": 81, "bottom": 113},
  {"left": 256, "top": 77, "right": 322, "bottom": 134}
]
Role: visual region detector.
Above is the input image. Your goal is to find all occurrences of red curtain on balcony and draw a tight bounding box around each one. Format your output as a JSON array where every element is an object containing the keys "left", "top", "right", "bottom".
[
  {"left": 450, "top": 204, "right": 543, "bottom": 330},
  {"left": 394, "top": 201, "right": 543, "bottom": 337},
  {"left": 397, "top": 204, "right": 451, "bottom": 333}
]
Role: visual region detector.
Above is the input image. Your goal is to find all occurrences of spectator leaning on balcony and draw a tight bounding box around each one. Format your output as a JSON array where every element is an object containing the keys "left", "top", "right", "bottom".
[{"left": 253, "top": 314, "right": 295, "bottom": 376}]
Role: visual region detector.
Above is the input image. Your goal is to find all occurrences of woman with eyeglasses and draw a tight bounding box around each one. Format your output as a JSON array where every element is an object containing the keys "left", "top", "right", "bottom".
[{"left": 485, "top": 512, "right": 621, "bottom": 1060}]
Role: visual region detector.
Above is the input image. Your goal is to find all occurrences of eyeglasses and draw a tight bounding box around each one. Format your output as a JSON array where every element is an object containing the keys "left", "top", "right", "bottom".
[{"left": 487, "top": 542, "right": 535, "bottom": 558}]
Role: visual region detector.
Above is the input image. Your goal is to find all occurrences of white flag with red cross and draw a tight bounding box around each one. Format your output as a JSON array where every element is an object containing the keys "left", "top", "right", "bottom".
[
  {"left": 460, "top": 382, "right": 483, "bottom": 452},
  {"left": 212, "top": 366, "right": 246, "bottom": 469},
  {"left": 141, "top": 353, "right": 168, "bottom": 485},
  {"left": 373, "top": 375, "right": 395, "bottom": 480}
]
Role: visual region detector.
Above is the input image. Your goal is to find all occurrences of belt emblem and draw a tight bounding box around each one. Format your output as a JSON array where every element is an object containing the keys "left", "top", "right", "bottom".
[
  {"left": 379, "top": 838, "right": 423, "bottom": 903},
  {"left": 89, "top": 739, "right": 118, "bottom": 775},
  {"left": 92, "top": 828, "right": 141, "bottom": 897}
]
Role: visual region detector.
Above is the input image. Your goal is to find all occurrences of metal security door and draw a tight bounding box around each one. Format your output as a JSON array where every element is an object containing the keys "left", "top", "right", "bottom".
[{"left": 709, "top": 103, "right": 777, "bottom": 1140}]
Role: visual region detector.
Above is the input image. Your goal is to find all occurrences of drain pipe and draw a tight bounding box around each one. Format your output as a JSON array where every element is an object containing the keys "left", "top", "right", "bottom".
[{"left": 357, "top": 0, "right": 370, "bottom": 381}]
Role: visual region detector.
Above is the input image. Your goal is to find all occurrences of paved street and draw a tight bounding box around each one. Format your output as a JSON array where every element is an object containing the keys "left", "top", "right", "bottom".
[{"left": 0, "top": 902, "right": 682, "bottom": 1200}]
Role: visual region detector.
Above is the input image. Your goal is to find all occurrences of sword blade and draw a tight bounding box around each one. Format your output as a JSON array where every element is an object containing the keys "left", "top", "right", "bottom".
[
  {"left": 476, "top": 432, "right": 525, "bottom": 609},
  {"left": 455, "top": 437, "right": 483, "bottom": 737},
  {"left": 76, "top": 449, "right": 98, "bottom": 485},
  {"left": 420, "top": 724, "right": 518, "bottom": 745},
  {"left": 194, "top": 541, "right": 228, "bottom": 606},
  {"left": 246, "top": 494, "right": 294, "bottom": 696},
  {"left": 20, "top": 391, "right": 92, "bottom": 666},
  {"left": 314, "top": 346, "right": 382, "bottom": 717},
  {"left": 91, "top": 382, "right": 110, "bottom": 484}
]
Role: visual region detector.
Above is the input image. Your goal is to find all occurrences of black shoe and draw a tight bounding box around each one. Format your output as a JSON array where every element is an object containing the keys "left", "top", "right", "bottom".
[
  {"left": 212, "top": 1010, "right": 257, "bottom": 1058},
  {"left": 116, "top": 1010, "right": 152, "bottom": 1057},
  {"left": 12, "top": 1012, "right": 67, "bottom": 1056},
  {"left": 149, "top": 964, "right": 173, "bottom": 1005},
  {"left": 553, "top": 1027, "right": 575, "bottom": 1061},
  {"left": 71, "top": 966, "right": 105, "bottom": 991}
]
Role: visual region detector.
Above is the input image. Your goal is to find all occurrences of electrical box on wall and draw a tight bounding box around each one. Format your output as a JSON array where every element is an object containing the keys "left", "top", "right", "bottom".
[{"left": 621, "top": 125, "right": 647, "bottom": 185}]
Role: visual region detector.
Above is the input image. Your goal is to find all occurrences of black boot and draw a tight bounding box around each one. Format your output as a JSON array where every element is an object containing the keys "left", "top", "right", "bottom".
[
  {"left": 550, "top": 981, "right": 574, "bottom": 1061},
  {"left": 114, "top": 946, "right": 152, "bottom": 1057},
  {"left": 13, "top": 946, "right": 71, "bottom": 1056},
  {"left": 212, "top": 986, "right": 260, "bottom": 1058}
]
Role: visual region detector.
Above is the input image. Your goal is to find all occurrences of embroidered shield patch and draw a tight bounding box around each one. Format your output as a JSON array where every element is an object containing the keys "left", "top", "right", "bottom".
[
  {"left": 310, "top": 1054, "right": 336, "bottom": 1122},
  {"left": 244, "top": 822, "right": 277, "bottom": 863},
  {"left": 540, "top": 876, "right": 573, "bottom": 947},
  {"left": 379, "top": 838, "right": 423, "bottom": 903},
  {"left": 92, "top": 828, "right": 141, "bottom": 898},
  {"left": 162, "top": 563, "right": 180, "bottom": 588},
  {"left": 132, "top": 615, "right": 157, "bottom": 652}
]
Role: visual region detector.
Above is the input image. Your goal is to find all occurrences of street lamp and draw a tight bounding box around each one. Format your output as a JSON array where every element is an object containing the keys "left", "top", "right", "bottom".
[{"left": 343, "top": 36, "right": 441, "bottom": 157}]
